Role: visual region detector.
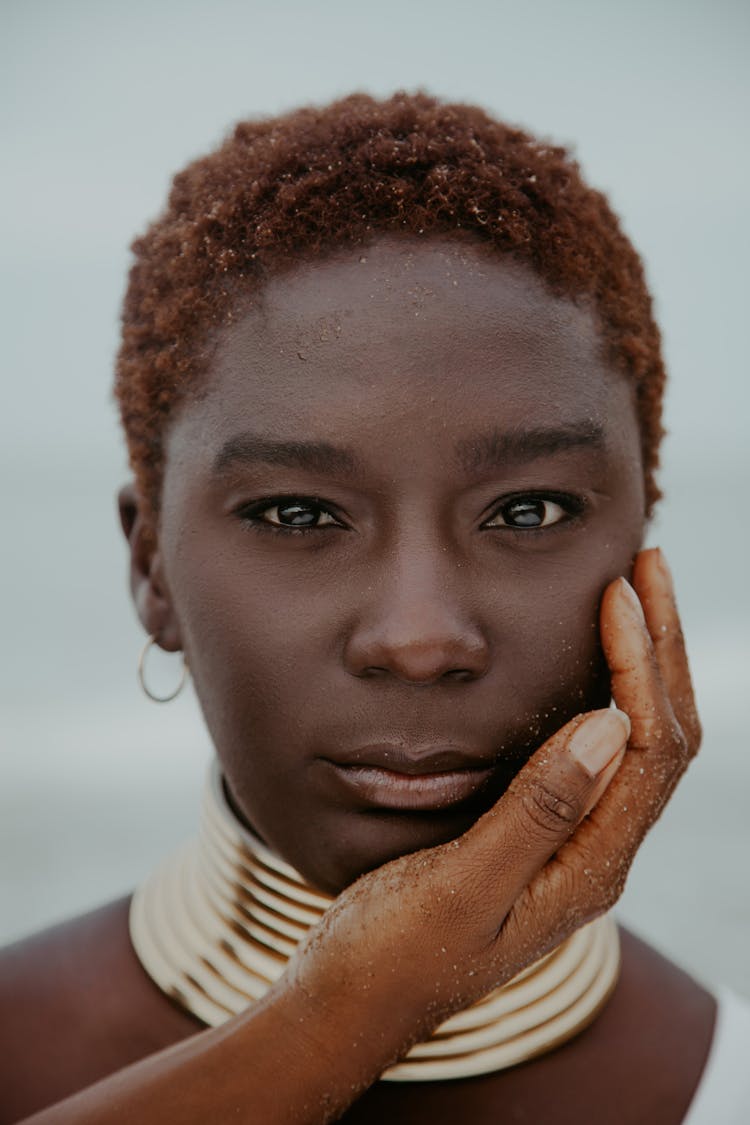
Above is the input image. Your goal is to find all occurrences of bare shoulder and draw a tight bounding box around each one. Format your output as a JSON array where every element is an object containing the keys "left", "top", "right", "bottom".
[
  {"left": 567, "top": 926, "right": 718, "bottom": 1123},
  {"left": 615, "top": 925, "right": 717, "bottom": 1047},
  {"left": 0, "top": 897, "right": 201, "bottom": 1123},
  {"left": 523, "top": 927, "right": 718, "bottom": 1125}
]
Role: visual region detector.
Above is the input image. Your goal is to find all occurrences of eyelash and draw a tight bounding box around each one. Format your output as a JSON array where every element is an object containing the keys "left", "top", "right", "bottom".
[
  {"left": 237, "top": 496, "right": 347, "bottom": 536},
  {"left": 481, "top": 491, "right": 586, "bottom": 532},
  {"left": 236, "top": 492, "right": 587, "bottom": 536}
]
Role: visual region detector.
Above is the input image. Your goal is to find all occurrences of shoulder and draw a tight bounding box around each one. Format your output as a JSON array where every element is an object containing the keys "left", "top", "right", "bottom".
[
  {"left": 587, "top": 926, "right": 718, "bottom": 1123},
  {"left": 616, "top": 925, "right": 717, "bottom": 1035},
  {"left": 0, "top": 897, "right": 201, "bottom": 1123},
  {"left": 484, "top": 927, "right": 719, "bottom": 1125}
]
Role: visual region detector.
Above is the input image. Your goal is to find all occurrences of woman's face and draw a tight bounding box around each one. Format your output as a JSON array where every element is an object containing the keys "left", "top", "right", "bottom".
[{"left": 150, "top": 236, "right": 646, "bottom": 894}]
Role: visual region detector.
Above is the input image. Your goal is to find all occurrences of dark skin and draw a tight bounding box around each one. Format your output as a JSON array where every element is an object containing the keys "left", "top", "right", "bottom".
[
  {"left": 147, "top": 238, "right": 646, "bottom": 890},
  {"left": 0, "top": 238, "right": 713, "bottom": 1123}
]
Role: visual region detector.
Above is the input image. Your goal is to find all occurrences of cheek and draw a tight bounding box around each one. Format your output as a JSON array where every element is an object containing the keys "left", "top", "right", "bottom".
[
  {"left": 492, "top": 548, "right": 633, "bottom": 746},
  {"left": 518, "top": 584, "right": 608, "bottom": 721},
  {"left": 169, "top": 547, "right": 333, "bottom": 743}
]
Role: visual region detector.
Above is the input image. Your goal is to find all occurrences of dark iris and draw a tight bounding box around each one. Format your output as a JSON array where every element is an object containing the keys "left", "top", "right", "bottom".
[
  {"left": 276, "top": 502, "right": 320, "bottom": 526},
  {"left": 502, "top": 499, "right": 546, "bottom": 527}
]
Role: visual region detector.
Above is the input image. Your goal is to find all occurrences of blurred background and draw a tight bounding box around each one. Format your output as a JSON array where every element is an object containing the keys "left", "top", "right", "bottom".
[{"left": 2, "top": 0, "right": 748, "bottom": 995}]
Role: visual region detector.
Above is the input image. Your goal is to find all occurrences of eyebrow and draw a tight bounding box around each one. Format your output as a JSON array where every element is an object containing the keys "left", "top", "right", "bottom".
[
  {"left": 455, "top": 422, "right": 606, "bottom": 474},
  {"left": 212, "top": 421, "right": 606, "bottom": 481},
  {"left": 212, "top": 433, "right": 364, "bottom": 478}
]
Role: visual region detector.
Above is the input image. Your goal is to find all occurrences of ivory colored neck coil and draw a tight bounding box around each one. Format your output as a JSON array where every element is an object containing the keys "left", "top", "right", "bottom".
[{"left": 130, "top": 762, "right": 620, "bottom": 1081}]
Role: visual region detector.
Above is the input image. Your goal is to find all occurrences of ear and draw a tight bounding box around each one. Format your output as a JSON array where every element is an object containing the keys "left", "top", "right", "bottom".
[{"left": 117, "top": 483, "right": 183, "bottom": 652}]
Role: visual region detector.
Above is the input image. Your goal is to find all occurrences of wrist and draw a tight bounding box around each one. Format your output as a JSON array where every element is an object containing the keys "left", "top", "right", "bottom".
[{"left": 249, "top": 968, "right": 423, "bottom": 1116}]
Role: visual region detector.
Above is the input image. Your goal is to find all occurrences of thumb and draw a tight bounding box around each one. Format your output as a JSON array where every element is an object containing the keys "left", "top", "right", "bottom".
[{"left": 459, "top": 709, "right": 630, "bottom": 909}]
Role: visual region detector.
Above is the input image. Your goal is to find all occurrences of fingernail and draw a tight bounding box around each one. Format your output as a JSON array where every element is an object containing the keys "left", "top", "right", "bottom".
[
  {"left": 569, "top": 709, "right": 631, "bottom": 777},
  {"left": 619, "top": 578, "right": 646, "bottom": 625},
  {"left": 582, "top": 744, "right": 627, "bottom": 816}
]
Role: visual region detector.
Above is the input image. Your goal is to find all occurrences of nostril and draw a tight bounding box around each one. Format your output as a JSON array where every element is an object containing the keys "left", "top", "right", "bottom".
[
  {"left": 444, "top": 668, "right": 477, "bottom": 683},
  {"left": 355, "top": 665, "right": 477, "bottom": 685}
]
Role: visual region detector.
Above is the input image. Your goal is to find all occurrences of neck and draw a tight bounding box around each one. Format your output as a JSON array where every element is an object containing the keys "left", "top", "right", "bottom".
[{"left": 130, "top": 761, "right": 621, "bottom": 1080}]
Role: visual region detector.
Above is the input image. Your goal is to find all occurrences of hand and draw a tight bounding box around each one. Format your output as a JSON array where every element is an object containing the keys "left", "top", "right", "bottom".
[{"left": 282, "top": 547, "right": 701, "bottom": 1076}]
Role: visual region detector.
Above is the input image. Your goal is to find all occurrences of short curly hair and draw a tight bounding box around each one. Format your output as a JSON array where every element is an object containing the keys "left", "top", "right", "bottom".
[{"left": 115, "top": 91, "right": 665, "bottom": 539}]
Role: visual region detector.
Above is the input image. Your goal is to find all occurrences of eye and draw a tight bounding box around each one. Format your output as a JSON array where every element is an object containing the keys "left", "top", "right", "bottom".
[
  {"left": 242, "top": 497, "right": 342, "bottom": 531},
  {"left": 482, "top": 495, "right": 576, "bottom": 530}
]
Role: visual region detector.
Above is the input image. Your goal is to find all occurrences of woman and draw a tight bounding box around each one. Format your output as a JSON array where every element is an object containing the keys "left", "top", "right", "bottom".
[{"left": 1, "top": 92, "right": 745, "bottom": 1123}]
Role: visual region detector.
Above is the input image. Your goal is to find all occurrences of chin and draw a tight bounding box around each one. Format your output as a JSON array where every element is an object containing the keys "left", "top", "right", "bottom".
[{"left": 295, "top": 781, "right": 516, "bottom": 896}]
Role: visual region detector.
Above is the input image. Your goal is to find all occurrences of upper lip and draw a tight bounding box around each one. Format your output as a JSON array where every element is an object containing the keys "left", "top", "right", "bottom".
[{"left": 327, "top": 743, "right": 497, "bottom": 775}]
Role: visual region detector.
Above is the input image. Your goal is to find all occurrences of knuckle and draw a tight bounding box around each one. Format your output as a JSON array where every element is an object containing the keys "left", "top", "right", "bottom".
[
  {"left": 522, "top": 782, "right": 581, "bottom": 836},
  {"left": 669, "top": 723, "right": 691, "bottom": 768},
  {"left": 682, "top": 705, "right": 702, "bottom": 758},
  {"left": 564, "top": 848, "right": 630, "bottom": 917},
  {"left": 599, "top": 873, "right": 626, "bottom": 913},
  {"left": 632, "top": 714, "right": 691, "bottom": 764},
  {"left": 658, "top": 623, "right": 686, "bottom": 658}
]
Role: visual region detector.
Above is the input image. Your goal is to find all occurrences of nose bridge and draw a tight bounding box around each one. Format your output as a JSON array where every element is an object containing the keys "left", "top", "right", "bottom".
[{"left": 343, "top": 523, "right": 490, "bottom": 684}]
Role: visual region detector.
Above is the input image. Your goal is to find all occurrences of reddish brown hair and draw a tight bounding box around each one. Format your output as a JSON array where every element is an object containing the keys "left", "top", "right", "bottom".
[{"left": 115, "top": 91, "right": 665, "bottom": 537}]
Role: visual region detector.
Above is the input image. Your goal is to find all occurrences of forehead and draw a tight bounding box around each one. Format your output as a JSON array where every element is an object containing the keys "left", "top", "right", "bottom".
[{"left": 171, "top": 236, "right": 632, "bottom": 459}]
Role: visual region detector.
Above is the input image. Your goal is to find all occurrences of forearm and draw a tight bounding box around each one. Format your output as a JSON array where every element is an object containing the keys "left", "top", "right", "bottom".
[{"left": 18, "top": 979, "right": 403, "bottom": 1125}]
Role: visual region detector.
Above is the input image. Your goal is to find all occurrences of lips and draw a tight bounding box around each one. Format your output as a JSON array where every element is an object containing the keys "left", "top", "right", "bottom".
[
  {"left": 321, "top": 743, "right": 499, "bottom": 811},
  {"left": 331, "top": 743, "right": 497, "bottom": 774}
]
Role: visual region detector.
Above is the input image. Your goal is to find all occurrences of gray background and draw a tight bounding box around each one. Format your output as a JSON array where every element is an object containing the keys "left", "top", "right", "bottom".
[{"left": 2, "top": 0, "right": 749, "bottom": 995}]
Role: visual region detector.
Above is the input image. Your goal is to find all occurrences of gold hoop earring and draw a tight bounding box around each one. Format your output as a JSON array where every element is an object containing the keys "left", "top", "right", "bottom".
[{"left": 137, "top": 636, "right": 189, "bottom": 702}]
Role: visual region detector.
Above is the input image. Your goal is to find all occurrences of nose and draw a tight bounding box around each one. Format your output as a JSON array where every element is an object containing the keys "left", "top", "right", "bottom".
[{"left": 343, "top": 549, "right": 490, "bottom": 685}]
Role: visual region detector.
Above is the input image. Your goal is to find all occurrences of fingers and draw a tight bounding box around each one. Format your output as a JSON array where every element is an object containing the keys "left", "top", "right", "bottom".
[
  {"left": 600, "top": 574, "right": 678, "bottom": 752},
  {"left": 513, "top": 561, "right": 698, "bottom": 944},
  {"left": 632, "top": 548, "right": 701, "bottom": 752},
  {"left": 497, "top": 555, "right": 701, "bottom": 958},
  {"left": 455, "top": 709, "right": 630, "bottom": 915},
  {"left": 589, "top": 572, "right": 692, "bottom": 843}
]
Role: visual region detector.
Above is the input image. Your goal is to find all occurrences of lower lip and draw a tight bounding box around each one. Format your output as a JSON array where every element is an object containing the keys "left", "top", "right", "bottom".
[{"left": 326, "top": 763, "right": 495, "bottom": 811}]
